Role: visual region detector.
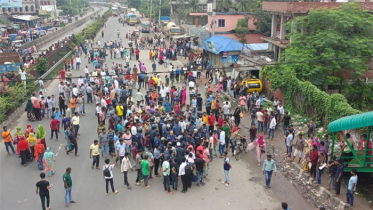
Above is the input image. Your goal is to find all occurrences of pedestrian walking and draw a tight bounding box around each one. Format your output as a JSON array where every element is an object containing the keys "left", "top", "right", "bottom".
[
  {"left": 262, "top": 154, "right": 277, "bottom": 189},
  {"left": 162, "top": 156, "right": 172, "bottom": 194},
  {"left": 2, "top": 126, "right": 16, "bottom": 155},
  {"left": 222, "top": 151, "right": 231, "bottom": 187},
  {"left": 36, "top": 172, "right": 51, "bottom": 210},
  {"left": 43, "top": 147, "right": 55, "bottom": 177},
  {"left": 178, "top": 157, "right": 188, "bottom": 193},
  {"left": 120, "top": 152, "right": 133, "bottom": 189},
  {"left": 90, "top": 140, "right": 100, "bottom": 169},
  {"left": 135, "top": 150, "right": 143, "bottom": 186},
  {"left": 66, "top": 129, "right": 78, "bottom": 156},
  {"left": 63, "top": 167, "right": 76, "bottom": 207},
  {"left": 141, "top": 154, "right": 151, "bottom": 188},
  {"left": 346, "top": 169, "right": 358, "bottom": 207},
  {"left": 103, "top": 158, "right": 119, "bottom": 194}
]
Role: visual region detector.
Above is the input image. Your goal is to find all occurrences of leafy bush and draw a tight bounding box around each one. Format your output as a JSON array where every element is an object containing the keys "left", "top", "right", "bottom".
[{"left": 261, "top": 65, "right": 361, "bottom": 126}]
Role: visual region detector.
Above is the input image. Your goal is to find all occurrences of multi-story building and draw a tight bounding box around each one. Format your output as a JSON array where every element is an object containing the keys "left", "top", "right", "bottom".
[{"left": 0, "top": 0, "right": 36, "bottom": 15}]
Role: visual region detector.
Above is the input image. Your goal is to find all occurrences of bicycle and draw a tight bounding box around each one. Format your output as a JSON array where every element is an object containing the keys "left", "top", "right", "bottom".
[{"left": 234, "top": 137, "right": 247, "bottom": 160}]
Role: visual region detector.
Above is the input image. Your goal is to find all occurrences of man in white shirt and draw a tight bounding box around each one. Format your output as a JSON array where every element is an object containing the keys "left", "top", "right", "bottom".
[
  {"left": 219, "top": 130, "right": 226, "bottom": 157},
  {"left": 188, "top": 80, "right": 195, "bottom": 89},
  {"left": 77, "top": 77, "right": 84, "bottom": 87},
  {"left": 268, "top": 115, "right": 276, "bottom": 140},
  {"left": 277, "top": 103, "right": 284, "bottom": 115},
  {"left": 256, "top": 110, "right": 264, "bottom": 132},
  {"left": 72, "top": 85, "right": 79, "bottom": 97},
  {"left": 76, "top": 56, "right": 81, "bottom": 70},
  {"left": 131, "top": 125, "right": 137, "bottom": 136},
  {"left": 19, "top": 69, "right": 27, "bottom": 88},
  {"left": 222, "top": 101, "right": 230, "bottom": 120},
  {"left": 84, "top": 66, "right": 89, "bottom": 75},
  {"left": 178, "top": 157, "right": 187, "bottom": 193}
]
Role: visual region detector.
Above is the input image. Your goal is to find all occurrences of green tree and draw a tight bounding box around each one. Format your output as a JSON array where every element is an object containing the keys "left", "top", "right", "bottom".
[
  {"left": 283, "top": 3, "right": 373, "bottom": 89},
  {"left": 128, "top": 0, "right": 141, "bottom": 10},
  {"left": 235, "top": 0, "right": 253, "bottom": 12},
  {"left": 217, "top": 0, "right": 232, "bottom": 12},
  {"left": 35, "top": 58, "right": 49, "bottom": 76},
  {"left": 251, "top": 9, "right": 271, "bottom": 36}
]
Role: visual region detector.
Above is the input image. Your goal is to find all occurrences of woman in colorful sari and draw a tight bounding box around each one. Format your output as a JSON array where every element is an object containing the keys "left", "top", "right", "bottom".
[
  {"left": 24, "top": 124, "right": 32, "bottom": 139},
  {"left": 27, "top": 133, "right": 37, "bottom": 160},
  {"left": 247, "top": 134, "right": 267, "bottom": 166},
  {"left": 14, "top": 126, "right": 24, "bottom": 155},
  {"left": 26, "top": 100, "right": 35, "bottom": 121},
  {"left": 181, "top": 87, "right": 187, "bottom": 106},
  {"left": 18, "top": 136, "right": 30, "bottom": 166},
  {"left": 43, "top": 147, "right": 55, "bottom": 177},
  {"left": 34, "top": 139, "right": 45, "bottom": 170}
]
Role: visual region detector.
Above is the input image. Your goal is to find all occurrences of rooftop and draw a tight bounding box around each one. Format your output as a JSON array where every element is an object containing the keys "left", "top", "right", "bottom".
[{"left": 262, "top": 2, "right": 373, "bottom": 14}]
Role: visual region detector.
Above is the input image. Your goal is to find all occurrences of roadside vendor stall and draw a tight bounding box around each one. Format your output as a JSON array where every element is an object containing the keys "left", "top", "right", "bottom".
[{"left": 328, "top": 111, "right": 373, "bottom": 172}]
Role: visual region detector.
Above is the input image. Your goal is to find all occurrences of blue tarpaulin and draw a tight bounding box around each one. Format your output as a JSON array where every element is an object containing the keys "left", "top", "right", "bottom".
[
  {"left": 0, "top": 63, "right": 22, "bottom": 74},
  {"left": 202, "top": 35, "right": 243, "bottom": 54}
]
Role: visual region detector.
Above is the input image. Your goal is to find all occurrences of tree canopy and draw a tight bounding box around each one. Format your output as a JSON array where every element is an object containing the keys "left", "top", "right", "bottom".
[{"left": 283, "top": 3, "right": 373, "bottom": 87}]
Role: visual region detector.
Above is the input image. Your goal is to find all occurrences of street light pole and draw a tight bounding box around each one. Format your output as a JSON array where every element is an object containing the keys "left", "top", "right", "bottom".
[
  {"left": 211, "top": 0, "right": 216, "bottom": 36},
  {"left": 158, "top": 0, "right": 162, "bottom": 28}
]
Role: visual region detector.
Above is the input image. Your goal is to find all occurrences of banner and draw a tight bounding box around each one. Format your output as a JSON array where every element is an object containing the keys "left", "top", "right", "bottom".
[
  {"left": 40, "top": 5, "right": 56, "bottom": 12},
  {"left": 0, "top": 0, "right": 22, "bottom": 8},
  {"left": 206, "top": 41, "right": 216, "bottom": 53}
]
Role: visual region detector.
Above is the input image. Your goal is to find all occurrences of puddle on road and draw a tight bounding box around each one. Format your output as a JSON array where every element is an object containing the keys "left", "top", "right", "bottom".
[{"left": 249, "top": 176, "right": 262, "bottom": 182}]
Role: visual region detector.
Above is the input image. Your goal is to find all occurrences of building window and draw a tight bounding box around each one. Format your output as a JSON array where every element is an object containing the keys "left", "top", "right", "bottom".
[
  {"left": 20, "top": 7, "right": 22, "bottom": 12},
  {"left": 218, "top": 19, "right": 225, "bottom": 28},
  {"left": 25, "top": 6, "right": 29, "bottom": 12},
  {"left": 2, "top": 8, "right": 6, "bottom": 13},
  {"left": 14, "top": 8, "right": 17, "bottom": 12},
  {"left": 31, "top": 5, "right": 34, "bottom": 11},
  {"left": 8, "top": 8, "right": 11, "bottom": 12}
]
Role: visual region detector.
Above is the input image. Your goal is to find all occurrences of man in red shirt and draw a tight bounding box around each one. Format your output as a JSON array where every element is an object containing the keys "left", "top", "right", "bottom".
[
  {"left": 70, "top": 56, "right": 74, "bottom": 70},
  {"left": 50, "top": 116, "right": 60, "bottom": 140},
  {"left": 135, "top": 49, "right": 140, "bottom": 60},
  {"left": 59, "top": 68, "right": 65, "bottom": 82},
  {"left": 208, "top": 113, "right": 215, "bottom": 135}
]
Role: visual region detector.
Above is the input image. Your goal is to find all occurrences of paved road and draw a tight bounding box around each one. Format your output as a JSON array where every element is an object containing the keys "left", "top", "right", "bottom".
[
  {"left": 33, "top": 6, "right": 108, "bottom": 55},
  {"left": 0, "top": 15, "right": 315, "bottom": 210}
]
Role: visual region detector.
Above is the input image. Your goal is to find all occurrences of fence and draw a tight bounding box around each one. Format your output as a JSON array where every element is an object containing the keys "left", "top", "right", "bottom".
[{"left": 19, "top": 8, "right": 103, "bottom": 53}]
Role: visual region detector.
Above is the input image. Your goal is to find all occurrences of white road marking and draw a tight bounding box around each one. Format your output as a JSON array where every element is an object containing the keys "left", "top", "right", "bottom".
[{"left": 54, "top": 144, "right": 64, "bottom": 157}]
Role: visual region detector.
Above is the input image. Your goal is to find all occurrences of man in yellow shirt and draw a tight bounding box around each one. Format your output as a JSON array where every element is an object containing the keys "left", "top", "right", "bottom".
[
  {"left": 202, "top": 113, "right": 209, "bottom": 125},
  {"left": 2, "top": 126, "right": 15, "bottom": 155},
  {"left": 153, "top": 76, "right": 158, "bottom": 87},
  {"left": 90, "top": 140, "right": 100, "bottom": 169},
  {"left": 211, "top": 98, "right": 217, "bottom": 115},
  {"left": 116, "top": 103, "right": 124, "bottom": 121}
]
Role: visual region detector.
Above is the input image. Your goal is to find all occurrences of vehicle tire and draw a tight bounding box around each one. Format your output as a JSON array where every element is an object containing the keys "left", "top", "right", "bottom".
[
  {"left": 235, "top": 154, "right": 240, "bottom": 161},
  {"left": 243, "top": 145, "right": 247, "bottom": 154}
]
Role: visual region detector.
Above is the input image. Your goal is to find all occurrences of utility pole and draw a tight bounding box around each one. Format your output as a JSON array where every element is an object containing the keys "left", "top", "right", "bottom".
[
  {"left": 150, "top": 0, "right": 152, "bottom": 19},
  {"left": 211, "top": 0, "right": 216, "bottom": 36},
  {"left": 158, "top": 0, "right": 162, "bottom": 28}
]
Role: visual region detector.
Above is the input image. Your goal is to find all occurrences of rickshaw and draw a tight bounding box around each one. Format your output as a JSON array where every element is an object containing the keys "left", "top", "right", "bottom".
[
  {"left": 12, "top": 40, "right": 24, "bottom": 48},
  {"left": 328, "top": 111, "right": 373, "bottom": 172}
]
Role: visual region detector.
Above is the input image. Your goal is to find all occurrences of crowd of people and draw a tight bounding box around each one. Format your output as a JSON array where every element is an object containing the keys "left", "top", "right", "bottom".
[{"left": 1, "top": 12, "right": 367, "bottom": 210}]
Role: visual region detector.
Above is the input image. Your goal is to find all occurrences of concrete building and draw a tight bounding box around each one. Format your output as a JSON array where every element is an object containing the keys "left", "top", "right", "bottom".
[
  {"left": 189, "top": 12, "right": 264, "bottom": 43},
  {"left": 0, "top": 0, "right": 36, "bottom": 15},
  {"left": 261, "top": 1, "right": 373, "bottom": 61}
]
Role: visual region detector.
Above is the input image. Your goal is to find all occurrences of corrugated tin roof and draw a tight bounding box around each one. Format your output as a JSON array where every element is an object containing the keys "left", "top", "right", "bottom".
[{"left": 328, "top": 111, "right": 373, "bottom": 133}]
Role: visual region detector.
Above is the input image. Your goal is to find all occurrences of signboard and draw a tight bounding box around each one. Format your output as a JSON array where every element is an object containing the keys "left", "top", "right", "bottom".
[
  {"left": 207, "top": 3, "right": 212, "bottom": 13},
  {"left": 222, "top": 51, "right": 228, "bottom": 58},
  {"left": 206, "top": 41, "right": 216, "bottom": 53},
  {"left": 40, "top": 5, "right": 56, "bottom": 12},
  {"left": 0, "top": 0, "right": 22, "bottom": 8}
]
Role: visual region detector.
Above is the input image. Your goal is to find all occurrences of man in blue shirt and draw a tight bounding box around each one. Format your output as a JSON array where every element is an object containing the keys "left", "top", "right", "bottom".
[
  {"left": 175, "top": 67, "right": 180, "bottom": 82},
  {"left": 163, "top": 100, "right": 171, "bottom": 113},
  {"left": 262, "top": 154, "right": 277, "bottom": 189}
]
